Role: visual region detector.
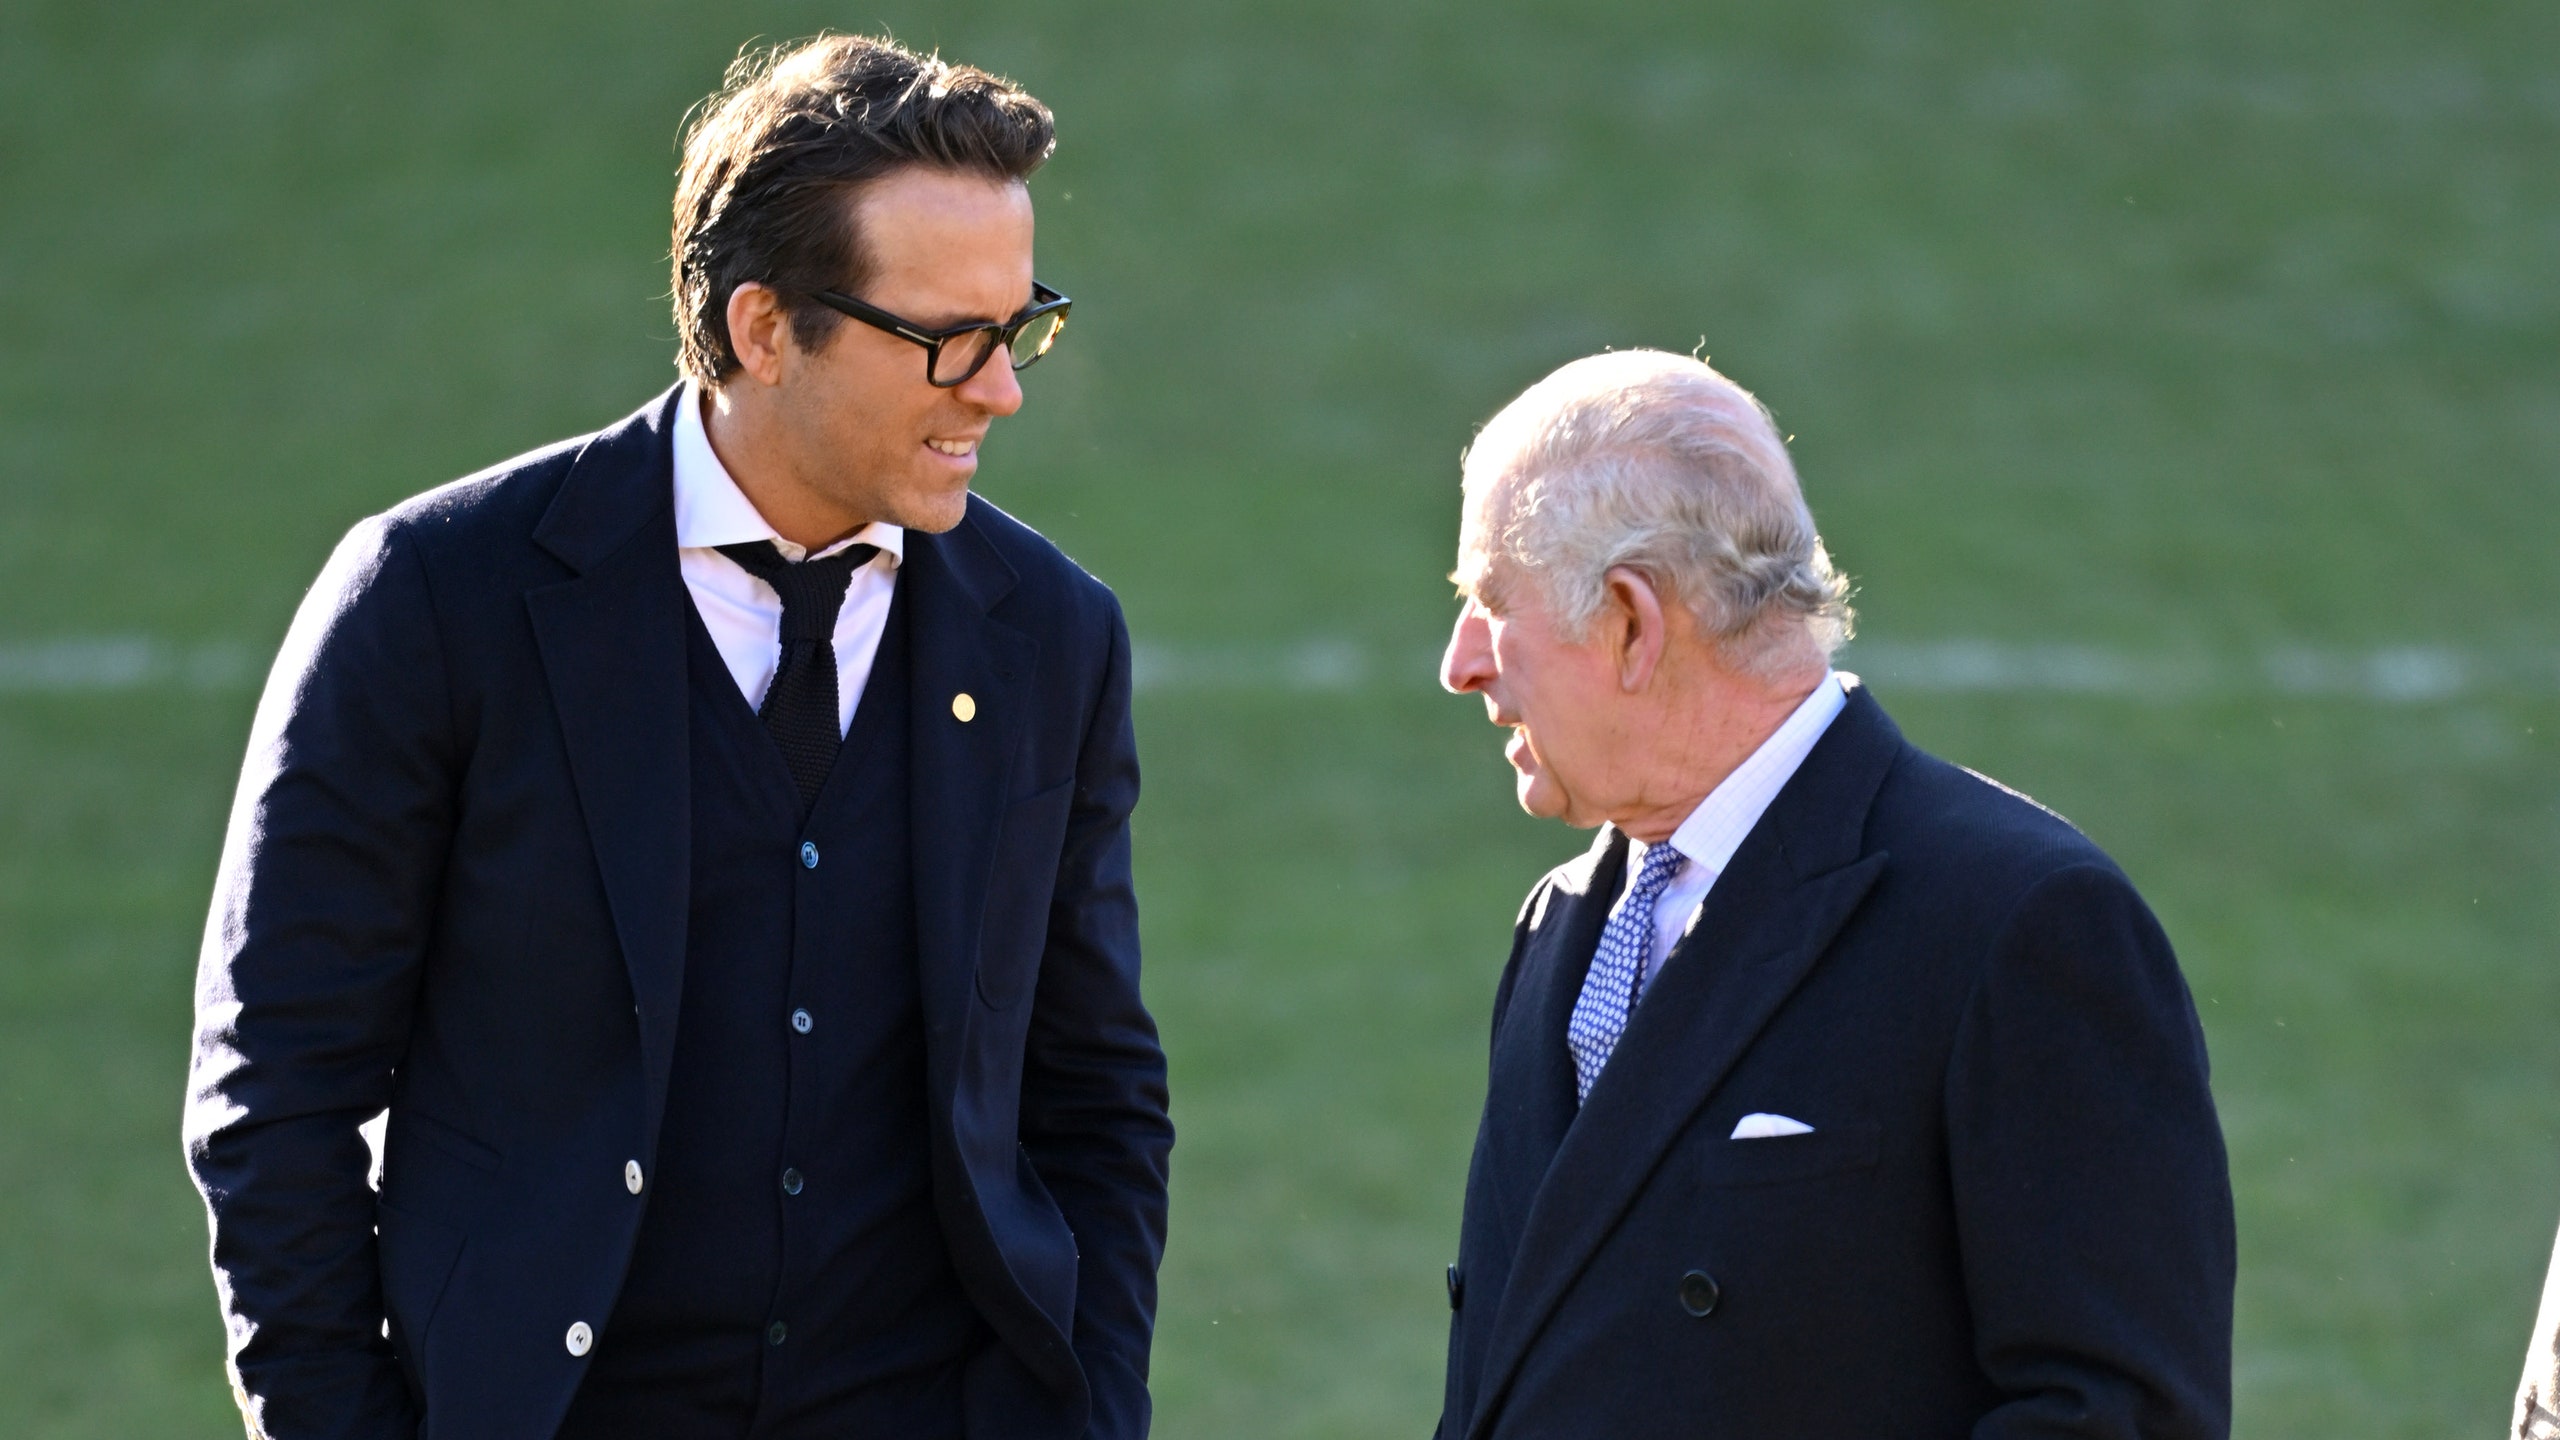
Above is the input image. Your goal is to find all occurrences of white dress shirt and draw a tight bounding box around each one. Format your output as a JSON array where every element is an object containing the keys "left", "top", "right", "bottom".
[
  {"left": 1615, "top": 672, "right": 1850, "bottom": 988},
  {"left": 673, "top": 380, "right": 904, "bottom": 736}
]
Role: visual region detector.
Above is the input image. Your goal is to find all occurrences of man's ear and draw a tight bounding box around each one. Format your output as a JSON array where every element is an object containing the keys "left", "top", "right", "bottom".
[
  {"left": 724, "top": 282, "right": 791, "bottom": 388},
  {"left": 1602, "top": 566, "right": 1669, "bottom": 693}
]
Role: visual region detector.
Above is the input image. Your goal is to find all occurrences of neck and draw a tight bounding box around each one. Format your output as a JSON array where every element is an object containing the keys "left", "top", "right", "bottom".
[
  {"left": 700, "top": 383, "right": 872, "bottom": 551},
  {"left": 1611, "top": 660, "right": 1825, "bottom": 845}
]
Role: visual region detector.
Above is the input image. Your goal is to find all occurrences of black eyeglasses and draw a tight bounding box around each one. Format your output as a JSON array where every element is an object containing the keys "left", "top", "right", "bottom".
[{"left": 808, "top": 281, "right": 1071, "bottom": 388}]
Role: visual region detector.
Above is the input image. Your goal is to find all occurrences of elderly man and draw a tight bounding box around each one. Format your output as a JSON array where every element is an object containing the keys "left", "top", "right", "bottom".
[{"left": 1432, "top": 351, "right": 2235, "bottom": 1439}]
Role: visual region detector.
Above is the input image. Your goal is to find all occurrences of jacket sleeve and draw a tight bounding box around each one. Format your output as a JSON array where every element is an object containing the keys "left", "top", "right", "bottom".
[
  {"left": 1945, "top": 863, "right": 2237, "bottom": 1440},
  {"left": 1016, "top": 597, "right": 1175, "bottom": 1440},
  {"left": 185, "top": 516, "right": 458, "bottom": 1440}
]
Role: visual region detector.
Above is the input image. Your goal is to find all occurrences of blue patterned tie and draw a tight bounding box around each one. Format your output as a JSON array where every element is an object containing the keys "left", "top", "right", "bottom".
[{"left": 1567, "top": 840, "right": 1688, "bottom": 1104}]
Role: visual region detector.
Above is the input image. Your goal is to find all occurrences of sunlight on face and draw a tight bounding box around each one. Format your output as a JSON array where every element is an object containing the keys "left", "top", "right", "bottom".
[
  {"left": 774, "top": 167, "right": 1036, "bottom": 534},
  {"left": 1438, "top": 555, "right": 1631, "bottom": 828}
]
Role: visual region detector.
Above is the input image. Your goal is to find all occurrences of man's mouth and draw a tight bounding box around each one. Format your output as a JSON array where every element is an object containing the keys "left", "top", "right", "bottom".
[{"left": 925, "top": 437, "right": 978, "bottom": 458}]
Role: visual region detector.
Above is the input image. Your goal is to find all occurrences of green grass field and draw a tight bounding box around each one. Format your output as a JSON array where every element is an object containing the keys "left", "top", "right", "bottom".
[{"left": 4, "top": 1, "right": 2556, "bottom": 1434}]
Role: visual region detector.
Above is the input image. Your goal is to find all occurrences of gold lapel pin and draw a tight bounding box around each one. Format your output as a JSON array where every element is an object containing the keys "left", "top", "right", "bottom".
[{"left": 951, "top": 692, "right": 977, "bottom": 723}]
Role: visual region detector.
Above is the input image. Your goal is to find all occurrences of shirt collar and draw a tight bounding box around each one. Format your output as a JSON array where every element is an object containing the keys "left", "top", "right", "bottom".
[
  {"left": 1643, "top": 670, "right": 1848, "bottom": 877},
  {"left": 672, "top": 379, "right": 905, "bottom": 566}
]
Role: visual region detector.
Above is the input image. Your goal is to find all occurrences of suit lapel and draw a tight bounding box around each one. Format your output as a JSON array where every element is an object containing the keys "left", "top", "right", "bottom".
[
  {"left": 1479, "top": 829, "right": 1624, "bottom": 1240},
  {"left": 1468, "top": 686, "right": 1905, "bottom": 1439},
  {"left": 900, "top": 508, "right": 1038, "bottom": 1116},
  {"left": 525, "top": 387, "right": 691, "bottom": 1141}
]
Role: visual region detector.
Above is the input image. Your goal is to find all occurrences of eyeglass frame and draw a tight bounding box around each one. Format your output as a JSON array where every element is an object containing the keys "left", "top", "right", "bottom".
[{"left": 805, "top": 280, "right": 1071, "bottom": 388}]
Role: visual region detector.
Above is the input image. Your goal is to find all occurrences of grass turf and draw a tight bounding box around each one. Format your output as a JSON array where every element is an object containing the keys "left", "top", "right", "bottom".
[{"left": 2, "top": 0, "right": 2556, "bottom": 1434}]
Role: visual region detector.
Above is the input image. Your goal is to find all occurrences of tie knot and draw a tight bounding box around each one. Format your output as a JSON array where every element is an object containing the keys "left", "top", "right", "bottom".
[
  {"left": 717, "top": 540, "right": 877, "bottom": 643},
  {"left": 1630, "top": 840, "right": 1685, "bottom": 897}
]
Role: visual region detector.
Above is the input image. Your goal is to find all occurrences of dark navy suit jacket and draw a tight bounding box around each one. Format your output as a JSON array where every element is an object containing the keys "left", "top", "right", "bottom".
[
  {"left": 184, "top": 389, "right": 1172, "bottom": 1440},
  {"left": 1439, "top": 684, "right": 2234, "bottom": 1440}
]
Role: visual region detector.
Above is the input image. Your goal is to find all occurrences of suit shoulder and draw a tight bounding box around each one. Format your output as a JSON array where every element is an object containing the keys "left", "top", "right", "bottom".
[
  {"left": 1874, "top": 744, "right": 2124, "bottom": 894},
  {"left": 962, "top": 493, "right": 1122, "bottom": 620},
  {"left": 369, "top": 430, "right": 590, "bottom": 556}
]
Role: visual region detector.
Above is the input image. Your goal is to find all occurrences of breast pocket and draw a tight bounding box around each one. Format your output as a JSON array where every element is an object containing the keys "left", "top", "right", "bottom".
[{"left": 1701, "top": 1119, "right": 1882, "bottom": 1188}]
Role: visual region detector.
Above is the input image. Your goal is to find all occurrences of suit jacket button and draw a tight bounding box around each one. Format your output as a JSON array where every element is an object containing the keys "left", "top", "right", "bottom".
[
  {"left": 1446, "top": 1263, "right": 1464, "bottom": 1311},
  {"left": 1678, "top": 1269, "right": 1720, "bottom": 1317},
  {"left": 623, "top": 1160, "right": 643, "bottom": 1194},
  {"left": 565, "top": 1320, "right": 594, "bottom": 1356}
]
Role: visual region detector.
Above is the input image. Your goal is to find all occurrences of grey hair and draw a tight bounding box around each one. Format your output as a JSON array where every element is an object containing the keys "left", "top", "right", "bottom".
[{"left": 1459, "top": 349, "right": 1853, "bottom": 678}]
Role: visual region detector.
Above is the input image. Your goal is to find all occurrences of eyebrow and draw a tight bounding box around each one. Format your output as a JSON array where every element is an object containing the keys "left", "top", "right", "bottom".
[
  {"left": 916, "top": 300, "right": 1027, "bottom": 329},
  {"left": 1450, "top": 565, "right": 1511, "bottom": 613},
  {"left": 885, "top": 281, "right": 1042, "bottom": 330}
]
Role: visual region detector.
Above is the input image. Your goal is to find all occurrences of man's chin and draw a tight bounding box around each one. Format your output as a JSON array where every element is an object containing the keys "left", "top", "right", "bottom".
[
  {"left": 1514, "top": 772, "right": 1571, "bottom": 823},
  {"left": 889, "top": 487, "right": 973, "bottom": 534}
]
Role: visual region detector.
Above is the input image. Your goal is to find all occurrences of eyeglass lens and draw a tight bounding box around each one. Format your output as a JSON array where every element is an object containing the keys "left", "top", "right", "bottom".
[
  {"left": 1006, "top": 310, "right": 1065, "bottom": 370},
  {"left": 929, "top": 330, "right": 1001, "bottom": 386},
  {"left": 923, "top": 310, "right": 1066, "bottom": 386}
]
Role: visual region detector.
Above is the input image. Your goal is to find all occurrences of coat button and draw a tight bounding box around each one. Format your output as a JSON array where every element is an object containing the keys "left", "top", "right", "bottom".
[
  {"left": 623, "top": 1160, "right": 643, "bottom": 1194},
  {"left": 951, "top": 692, "right": 976, "bottom": 723},
  {"left": 790, "top": 1008, "right": 813, "bottom": 1035},
  {"left": 565, "top": 1320, "right": 594, "bottom": 1356},
  {"left": 799, "top": 841, "right": 819, "bottom": 869},
  {"left": 767, "top": 1320, "right": 789, "bottom": 1347},
  {"left": 1446, "top": 1263, "right": 1464, "bottom": 1311},
  {"left": 1678, "top": 1269, "right": 1720, "bottom": 1318},
  {"left": 781, "top": 1167, "right": 804, "bottom": 1196}
]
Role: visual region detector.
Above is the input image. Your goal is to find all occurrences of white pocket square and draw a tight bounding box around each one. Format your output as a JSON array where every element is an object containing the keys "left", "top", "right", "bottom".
[{"left": 1730, "top": 1112, "right": 1815, "bottom": 1140}]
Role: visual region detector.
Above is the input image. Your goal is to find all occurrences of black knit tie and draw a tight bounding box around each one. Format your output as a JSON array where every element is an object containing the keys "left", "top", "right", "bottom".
[{"left": 716, "top": 539, "right": 878, "bottom": 816}]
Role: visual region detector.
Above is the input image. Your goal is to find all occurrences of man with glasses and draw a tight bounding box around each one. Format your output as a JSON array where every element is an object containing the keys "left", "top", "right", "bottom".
[{"left": 184, "top": 35, "right": 1169, "bottom": 1440}]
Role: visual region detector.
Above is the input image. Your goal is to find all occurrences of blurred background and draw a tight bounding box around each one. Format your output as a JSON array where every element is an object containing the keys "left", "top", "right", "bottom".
[{"left": 3, "top": 1, "right": 2556, "bottom": 1435}]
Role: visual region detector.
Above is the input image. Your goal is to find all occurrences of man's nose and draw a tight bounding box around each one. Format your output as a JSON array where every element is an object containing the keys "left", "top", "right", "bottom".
[
  {"left": 1441, "top": 604, "right": 1493, "bottom": 695},
  {"left": 955, "top": 350, "right": 1025, "bottom": 416}
]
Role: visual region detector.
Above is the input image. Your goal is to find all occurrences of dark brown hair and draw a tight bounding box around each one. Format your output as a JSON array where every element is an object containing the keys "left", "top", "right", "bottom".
[{"left": 671, "top": 35, "right": 1055, "bottom": 384}]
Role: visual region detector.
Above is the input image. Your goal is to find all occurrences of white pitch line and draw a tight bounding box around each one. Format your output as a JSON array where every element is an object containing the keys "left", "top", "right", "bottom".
[
  {"left": 1132, "top": 638, "right": 1372, "bottom": 694},
  {"left": 0, "top": 638, "right": 258, "bottom": 694},
  {"left": 1840, "top": 640, "right": 2540, "bottom": 704},
  {"left": 1134, "top": 638, "right": 2560, "bottom": 703},
  {"left": 5, "top": 636, "right": 2550, "bottom": 704}
]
